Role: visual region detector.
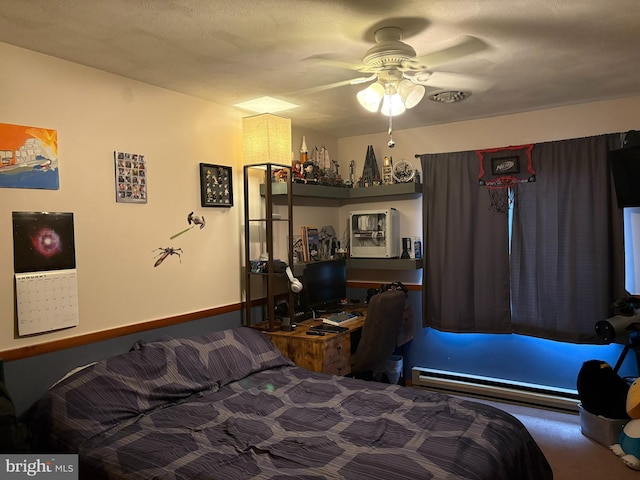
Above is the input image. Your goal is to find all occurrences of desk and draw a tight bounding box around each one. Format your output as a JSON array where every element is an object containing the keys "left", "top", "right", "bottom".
[
  {"left": 266, "top": 315, "right": 365, "bottom": 376},
  {"left": 266, "top": 305, "right": 413, "bottom": 376}
]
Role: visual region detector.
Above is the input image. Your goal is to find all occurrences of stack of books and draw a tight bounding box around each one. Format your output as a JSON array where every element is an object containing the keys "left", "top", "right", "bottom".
[{"left": 322, "top": 311, "right": 358, "bottom": 326}]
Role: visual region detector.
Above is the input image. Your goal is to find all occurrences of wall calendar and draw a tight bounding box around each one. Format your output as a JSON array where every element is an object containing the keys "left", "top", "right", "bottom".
[{"left": 15, "top": 269, "right": 79, "bottom": 336}]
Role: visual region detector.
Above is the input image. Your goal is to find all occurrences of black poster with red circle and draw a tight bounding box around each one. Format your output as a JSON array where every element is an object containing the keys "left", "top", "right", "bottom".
[{"left": 12, "top": 211, "right": 76, "bottom": 273}]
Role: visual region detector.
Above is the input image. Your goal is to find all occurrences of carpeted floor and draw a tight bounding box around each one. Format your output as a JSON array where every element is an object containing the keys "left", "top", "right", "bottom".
[{"left": 459, "top": 396, "right": 637, "bottom": 480}]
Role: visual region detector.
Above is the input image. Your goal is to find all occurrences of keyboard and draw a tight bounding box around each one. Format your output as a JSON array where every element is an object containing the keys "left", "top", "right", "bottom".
[{"left": 309, "top": 323, "right": 349, "bottom": 333}]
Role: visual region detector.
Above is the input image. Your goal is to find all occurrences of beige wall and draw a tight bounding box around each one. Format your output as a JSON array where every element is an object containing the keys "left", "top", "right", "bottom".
[
  {"left": 291, "top": 125, "right": 339, "bottom": 165},
  {"left": 0, "top": 43, "right": 245, "bottom": 351},
  {"left": 339, "top": 96, "right": 640, "bottom": 163},
  {"left": 3, "top": 39, "right": 639, "bottom": 352}
]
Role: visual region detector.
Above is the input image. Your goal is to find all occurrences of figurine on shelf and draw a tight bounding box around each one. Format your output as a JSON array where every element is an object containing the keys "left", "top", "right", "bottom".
[
  {"left": 300, "top": 136, "right": 308, "bottom": 164},
  {"left": 292, "top": 157, "right": 301, "bottom": 175},
  {"left": 318, "top": 146, "right": 331, "bottom": 172},
  {"left": 360, "top": 145, "right": 380, "bottom": 188},
  {"left": 382, "top": 156, "right": 394, "bottom": 185},
  {"left": 303, "top": 161, "right": 318, "bottom": 182},
  {"left": 318, "top": 225, "right": 338, "bottom": 261},
  {"left": 332, "top": 159, "right": 343, "bottom": 186},
  {"left": 292, "top": 166, "right": 305, "bottom": 182},
  {"left": 344, "top": 160, "right": 355, "bottom": 188},
  {"left": 271, "top": 168, "right": 288, "bottom": 183}
]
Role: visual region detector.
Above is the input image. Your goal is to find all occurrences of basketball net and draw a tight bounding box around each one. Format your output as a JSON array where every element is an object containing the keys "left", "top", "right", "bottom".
[
  {"left": 485, "top": 176, "right": 519, "bottom": 213},
  {"left": 476, "top": 144, "right": 535, "bottom": 214}
]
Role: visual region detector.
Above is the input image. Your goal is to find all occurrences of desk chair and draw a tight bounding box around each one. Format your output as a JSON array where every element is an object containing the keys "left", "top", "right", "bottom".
[{"left": 350, "top": 290, "right": 406, "bottom": 382}]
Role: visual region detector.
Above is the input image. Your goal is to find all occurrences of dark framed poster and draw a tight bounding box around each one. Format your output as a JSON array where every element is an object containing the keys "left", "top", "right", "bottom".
[{"left": 200, "top": 163, "right": 233, "bottom": 207}]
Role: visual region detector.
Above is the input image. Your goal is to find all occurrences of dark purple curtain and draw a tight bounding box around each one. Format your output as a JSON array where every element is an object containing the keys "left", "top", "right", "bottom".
[
  {"left": 419, "top": 133, "right": 626, "bottom": 343},
  {"left": 510, "top": 134, "right": 625, "bottom": 342},
  {"left": 420, "top": 150, "right": 512, "bottom": 334}
]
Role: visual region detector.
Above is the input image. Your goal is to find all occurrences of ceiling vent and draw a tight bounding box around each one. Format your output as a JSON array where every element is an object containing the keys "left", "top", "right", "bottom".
[{"left": 428, "top": 91, "right": 471, "bottom": 103}]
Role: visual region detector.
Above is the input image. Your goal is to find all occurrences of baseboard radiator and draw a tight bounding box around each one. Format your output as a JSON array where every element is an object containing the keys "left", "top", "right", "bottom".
[{"left": 412, "top": 367, "right": 580, "bottom": 413}]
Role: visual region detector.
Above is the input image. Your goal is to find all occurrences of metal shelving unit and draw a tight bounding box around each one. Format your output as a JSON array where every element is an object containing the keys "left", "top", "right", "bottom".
[{"left": 243, "top": 163, "right": 295, "bottom": 331}]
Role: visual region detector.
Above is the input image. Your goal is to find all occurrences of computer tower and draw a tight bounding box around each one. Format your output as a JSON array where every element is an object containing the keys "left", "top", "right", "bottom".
[{"left": 349, "top": 208, "right": 400, "bottom": 258}]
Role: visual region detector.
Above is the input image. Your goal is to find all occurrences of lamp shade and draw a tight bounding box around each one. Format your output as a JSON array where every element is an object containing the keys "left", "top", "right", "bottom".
[
  {"left": 398, "top": 79, "right": 425, "bottom": 109},
  {"left": 381, "top": 93, "right": 406, "bottom": 116},
  {"left": 242, "top": 114, "right": 291, "bottom": 165},
  {"left": 356, "top": 82, "right": 385, "bottom": 113}
]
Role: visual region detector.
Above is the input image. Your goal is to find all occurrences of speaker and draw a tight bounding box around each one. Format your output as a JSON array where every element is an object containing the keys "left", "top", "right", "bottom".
[
  {"left": 401, "top": 237, "right": 411, "bottom": 259},
  {"left": 609, "top": 144, "right": 640, "bottom": 208}
]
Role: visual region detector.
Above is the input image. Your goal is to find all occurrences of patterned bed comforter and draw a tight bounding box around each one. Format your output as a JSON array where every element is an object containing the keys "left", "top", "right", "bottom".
[{"left": 23, "top": 327, "right": 553, "bottom": 479}]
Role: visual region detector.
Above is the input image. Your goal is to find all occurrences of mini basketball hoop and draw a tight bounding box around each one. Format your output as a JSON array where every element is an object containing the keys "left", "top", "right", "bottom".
[
  {"left": 484, "top": 175, "right": 520, "bottom": 213},
  {"left": 477, "top": 144, "right": 535, "bottom": 213}
]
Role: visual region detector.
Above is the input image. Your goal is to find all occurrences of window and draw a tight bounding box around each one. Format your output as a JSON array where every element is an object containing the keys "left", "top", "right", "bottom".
[{"left": 624, "top": 207, "right": 640, "bottom": 295}]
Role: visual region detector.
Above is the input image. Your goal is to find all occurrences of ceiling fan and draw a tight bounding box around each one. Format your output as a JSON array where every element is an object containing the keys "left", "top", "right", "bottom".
[{"left": 307, "top": 25, "right": 491, "bottom": 117}]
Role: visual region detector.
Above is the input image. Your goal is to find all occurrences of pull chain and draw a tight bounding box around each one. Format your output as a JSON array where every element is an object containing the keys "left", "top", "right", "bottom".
[{"left": 387, "top": 115, "right": 395, "bottom": 148}]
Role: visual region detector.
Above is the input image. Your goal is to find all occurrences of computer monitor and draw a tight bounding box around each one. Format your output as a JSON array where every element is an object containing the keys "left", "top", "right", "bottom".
[{"left": 301, "top": 259, "right": 347, "bottom": 312}]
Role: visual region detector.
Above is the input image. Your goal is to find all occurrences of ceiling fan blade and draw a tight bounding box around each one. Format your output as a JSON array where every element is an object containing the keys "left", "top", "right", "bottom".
[
  {"left": 357, "top": 64, "right": 387, "bottom": 74},
  {"left": 288, "top": 74, "right": 377, "bottom": 96},
  {"left": 403, "top": 35, "right": 489, "bottom": 70},
  {"left": 301, "top": 53, "right": 362, "bottom": 71},
  {"left": 405, "top": 71, "right": 492, "bottom": 92},
  {"left": 302, "top": 53, "right": 385, "bottom": 77}
]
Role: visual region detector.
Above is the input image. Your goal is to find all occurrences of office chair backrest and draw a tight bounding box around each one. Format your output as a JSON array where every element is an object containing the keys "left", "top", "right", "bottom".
[{"left": 351, "top": 290, "right": 406, "bottom": 376}]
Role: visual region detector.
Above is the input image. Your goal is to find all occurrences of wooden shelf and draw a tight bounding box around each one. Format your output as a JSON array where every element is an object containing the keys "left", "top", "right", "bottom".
[
  {"left": 293, "top": 257, "right": 422, "bottom": 273},
  {"left": 346, "top": 258, "right": 423, "bottom": 270},
  {"left": 261, "top": 182, "right": 423, "bottom": 272},
  {"left": 263, "top": 181, "right": 421, "bottom": 204},
  {"left": 290, "top": 183, "right": 349, "bottom": 199},
  {"left": 347, "top": 182, "right": 421, "bottom": 199}
]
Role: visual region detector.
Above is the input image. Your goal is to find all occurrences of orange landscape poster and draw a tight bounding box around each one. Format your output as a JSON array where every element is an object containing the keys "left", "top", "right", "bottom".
[{"left": 0, "top": 122, "right": 59, "bottom": 189}]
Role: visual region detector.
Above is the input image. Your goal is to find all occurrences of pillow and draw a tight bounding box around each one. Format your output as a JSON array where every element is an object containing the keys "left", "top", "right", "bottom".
[{"left": 48, "top": 362, "right": 97, "bottom": 389}]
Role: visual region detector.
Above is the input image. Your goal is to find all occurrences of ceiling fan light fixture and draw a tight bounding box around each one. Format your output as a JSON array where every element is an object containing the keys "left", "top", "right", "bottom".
[
  {"left": 398, "top": 80, "right": 425, "bottom": 109},
  {"left": 357, "top": 82, "right": 384, "bottom": 112},
  {"left": 363, "top": 27, "right": 416, "bottom": 68},
  {"left": 381, "top": 93, "right": 406, "bottom": 116}
]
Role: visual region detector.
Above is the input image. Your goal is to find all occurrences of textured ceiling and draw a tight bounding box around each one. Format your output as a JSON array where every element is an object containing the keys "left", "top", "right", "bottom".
[{"left": 1, "top": 0, "right": 640, "bottom": 138}]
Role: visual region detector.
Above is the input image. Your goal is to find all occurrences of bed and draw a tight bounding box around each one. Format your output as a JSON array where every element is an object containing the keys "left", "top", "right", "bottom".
[{"left": 23, "top": 327, "right": 553, "bottom": 479}]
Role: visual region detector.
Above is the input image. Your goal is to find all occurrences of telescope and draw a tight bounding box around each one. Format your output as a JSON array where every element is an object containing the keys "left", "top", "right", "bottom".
[
  {"left": 595, "top": 311, "right": 640, "bottom": 343},
  {"left": 595, "top": 310, "right": 640, "bottom": 373}
]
